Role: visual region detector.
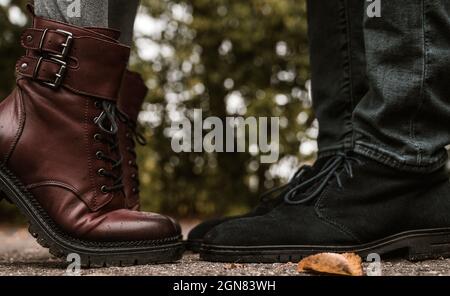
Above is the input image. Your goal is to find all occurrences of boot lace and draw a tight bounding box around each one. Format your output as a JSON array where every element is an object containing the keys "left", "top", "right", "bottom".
[
  {"left": 260, "top": 165, "right": 311, "bottom": 203},
  {"left": 284, "top": 153, "right": 362, "bottom": 205},
  {"left": 93, "top": 100, "right": 124, "bottom": 194},
  {"left": 117, "top": 109, "right": 147, "bottom": 194}
]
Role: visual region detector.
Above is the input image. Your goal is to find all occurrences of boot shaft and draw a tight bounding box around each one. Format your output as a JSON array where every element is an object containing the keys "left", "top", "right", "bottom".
[{"left": 0, "top": 11, "right": 130, "bottom": 213}]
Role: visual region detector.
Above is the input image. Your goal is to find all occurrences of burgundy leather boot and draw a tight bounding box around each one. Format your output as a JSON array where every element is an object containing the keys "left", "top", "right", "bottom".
[
  {"left": 0, "top": 11, "right": 183, "bottom": 266},
  {"left": 117, "top": 73, "right": 182, "bottom": 236},
  {"left": 117, "top": 71, "right": 148, "bottom": 211}
]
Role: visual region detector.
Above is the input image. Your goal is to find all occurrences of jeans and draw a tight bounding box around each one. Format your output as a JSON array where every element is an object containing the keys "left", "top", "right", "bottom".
[
  {"left": 308, "top": 0, "right": 450, "bottom": 172},
  {"left": 34, "top": 0, "right": 140, "bottom": 46}
]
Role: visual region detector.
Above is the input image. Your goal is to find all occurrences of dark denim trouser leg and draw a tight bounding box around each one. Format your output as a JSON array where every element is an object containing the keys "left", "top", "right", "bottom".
[
  {"left": 353, "top": 0, "right": 450, "bottom": 172},
  {"left": 108, "top": 0, "right": 140, "bottom": 46},
  {"left": 307, "top": 0, "right": 368, "bottom": 158}
]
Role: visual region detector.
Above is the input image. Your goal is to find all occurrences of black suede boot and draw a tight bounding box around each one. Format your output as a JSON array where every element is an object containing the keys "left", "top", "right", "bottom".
[
  {"left": 188, "top": 158, "right": 338, "bottom": 252},
  {"left": 200, "top": 153, "right": 450, "bottom": 263},
  {"left": 187, "top": 164, "right": 313, "bottom": 252}
]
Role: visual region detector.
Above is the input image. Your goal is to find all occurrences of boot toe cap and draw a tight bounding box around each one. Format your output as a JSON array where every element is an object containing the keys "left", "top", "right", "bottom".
[
  {"left": 203, "top": 217, "right": 262, "bottom": 246},
  {"left": 82, "top": 210, "right": 181, "bottom": 242},
  {"left": 188, "top": 216, "right": 235, "bottom": 242}
]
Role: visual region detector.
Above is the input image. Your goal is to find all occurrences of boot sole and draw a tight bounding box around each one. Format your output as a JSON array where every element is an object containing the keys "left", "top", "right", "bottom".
[
  {"left": 200, "top": 228, "right": 450, "bottom": 263},
  {"left": 0, "top": 164, "right": 185, "bottom": 267}
]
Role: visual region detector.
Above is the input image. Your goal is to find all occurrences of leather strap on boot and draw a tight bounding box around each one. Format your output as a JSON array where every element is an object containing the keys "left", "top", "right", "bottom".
[{"left": 15, "top": 16, "right": 130, "bottom": 101}]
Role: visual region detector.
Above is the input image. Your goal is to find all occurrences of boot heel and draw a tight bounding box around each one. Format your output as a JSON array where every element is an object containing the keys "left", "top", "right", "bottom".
[{"left": 407, "top": 231, "right": 450, "bottom": 261}]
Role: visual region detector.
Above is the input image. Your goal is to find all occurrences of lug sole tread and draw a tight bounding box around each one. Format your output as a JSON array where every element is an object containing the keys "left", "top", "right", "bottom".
[
  {"left": 0, "top": 163, "right": 185, "bottom": 267},
  {"left": 200, "top": 229, "right": 450, "bottom": 263}
]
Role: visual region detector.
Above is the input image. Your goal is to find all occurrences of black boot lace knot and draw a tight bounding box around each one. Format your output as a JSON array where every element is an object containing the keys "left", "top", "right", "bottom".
[
  {"left": 260, "top": 165, "right": 311, "bottom": 203},
  {"left": 284, "top": 153, "right": 362, "bottom": 205}
]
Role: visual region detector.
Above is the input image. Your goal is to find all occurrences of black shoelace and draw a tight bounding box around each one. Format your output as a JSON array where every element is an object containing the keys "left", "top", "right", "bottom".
[
  {"left": 260, "top": 165, "right": 311, "bottom": 203},
  {"left": 117, "top": 109, "right": 147, "bottom": 194},
  {"left": 284, "top": 153, "right": 362, "bottom": 205},
  {"left": 94, "top": 101, "right": 124, "bottom": 193}
]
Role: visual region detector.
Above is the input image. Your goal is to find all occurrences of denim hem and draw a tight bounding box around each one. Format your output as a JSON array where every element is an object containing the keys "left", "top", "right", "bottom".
[
  {"left": 317, "top": 144, "right": 351, "bottom": 160},
  {"left": 354, "top": 141, "right": 448, "bottom": 173}
]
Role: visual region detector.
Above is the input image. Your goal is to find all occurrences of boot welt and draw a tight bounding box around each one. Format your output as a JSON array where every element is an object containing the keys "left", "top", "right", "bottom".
[
  {"left": 200, "top": 228, "right": 450, "bottom": 263},
  {"left": 0, "top": 164, "right": 185, "bottom": 267},
  {"left": 185, "top": 239, "right": 203, "bottom": 253}
]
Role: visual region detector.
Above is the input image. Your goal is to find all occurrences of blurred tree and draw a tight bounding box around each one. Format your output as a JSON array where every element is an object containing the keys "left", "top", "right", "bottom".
[
  {"left": 0, "top": 0, "right": 28, "bottom": 98},
  {"left": 132, "top": 0, "right": 315, "bottom": 218}
]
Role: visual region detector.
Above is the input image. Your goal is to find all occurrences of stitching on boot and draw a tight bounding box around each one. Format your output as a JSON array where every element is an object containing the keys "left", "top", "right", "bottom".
[{"left": 83, "top": 97, "right": 98, "bottom": 209}]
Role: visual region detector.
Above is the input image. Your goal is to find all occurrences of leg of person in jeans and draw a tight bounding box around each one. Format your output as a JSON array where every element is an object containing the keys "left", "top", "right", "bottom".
[
  {"left": 186, "top": 0, "right": 369, "bottom": 251},
  {"left": 34, "top": 0, "right": 139, "bottom": 45},
  {"left": 309, "top": 0, "right": 368, "bottom": 158},
  {"left": 353, "top": 0, "right": 450, "bottom": 172},
  {"left": 34, "top": 1, "right": 108, "bottom": 28},
  {"left": 0, "top": 1, "right": 183, "bottom": 266},
  {"left": 201, "top": 0, "right": 450, "bottom": 263}
]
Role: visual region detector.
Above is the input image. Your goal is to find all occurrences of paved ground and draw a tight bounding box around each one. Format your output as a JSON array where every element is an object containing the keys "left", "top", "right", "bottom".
[{"left": 0, "top": 224, "right": 449, "bottom": 276}]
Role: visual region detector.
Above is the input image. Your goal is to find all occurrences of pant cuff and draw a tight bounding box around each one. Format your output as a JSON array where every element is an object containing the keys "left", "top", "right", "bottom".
[
  {"left": 354, "top": 141, "right": 448, "bottom": 173},
  {"left": 317, "top": 142, "right": 352, "bottom": 160}
]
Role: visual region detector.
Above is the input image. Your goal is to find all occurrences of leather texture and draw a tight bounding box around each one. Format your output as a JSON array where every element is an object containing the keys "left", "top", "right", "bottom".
[
  {"left": 16, "top": 16, "right": 130, "bottom": 101},
  {"left": 118, "top": 71, "right": 148, "bottom": 210},
  {"left": 0, "top": 14, "right": 180, "bottom": 242}
]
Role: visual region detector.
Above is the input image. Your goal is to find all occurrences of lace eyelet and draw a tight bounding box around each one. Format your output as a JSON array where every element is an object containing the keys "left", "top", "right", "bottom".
[
  {"left": 128, "top": 160, "right": 133, "bottom": 166},
  {"left": 94, "top": 134, "right": 102, "bottom": 141},
  {"left": 98, "top": 168, "right": 106, "bottom": 176},
  {"left": 94, "top": 101, "right": 102, "bottom": 109},
  {"left": 132, "top": 188, "right": 138, "bottom": 194},
  {"left": 100, "top": 185, "right": 109, "bottom": 194},
  {"left": 96, "top": 151, "right": 104, "bottom": 160},
  {"left": 131, "top": 174, "right": 136, "bottom": 179}
]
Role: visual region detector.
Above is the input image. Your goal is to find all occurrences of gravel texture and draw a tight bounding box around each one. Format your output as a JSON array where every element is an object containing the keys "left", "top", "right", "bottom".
[{"left": 0, "top": 225, "right": 449, "bottom": 276}]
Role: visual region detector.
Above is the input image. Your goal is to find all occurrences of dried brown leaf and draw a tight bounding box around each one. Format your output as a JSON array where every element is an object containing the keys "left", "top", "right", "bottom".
[{"left": 297, "top": 252, "right": 363, "bottom": 276}]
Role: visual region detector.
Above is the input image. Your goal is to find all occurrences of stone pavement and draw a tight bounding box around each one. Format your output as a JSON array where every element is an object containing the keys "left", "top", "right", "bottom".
[{"left": 0, "top": 225, "right": 449, "bottom": 276}]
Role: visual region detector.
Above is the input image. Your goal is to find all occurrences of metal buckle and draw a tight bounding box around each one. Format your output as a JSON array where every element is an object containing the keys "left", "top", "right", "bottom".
[
  {"left": 38, "top": 29, "right": 73, "bottom": 59},
  {"left": 33, "top": 56, "right": 67, "bottom": 89}
]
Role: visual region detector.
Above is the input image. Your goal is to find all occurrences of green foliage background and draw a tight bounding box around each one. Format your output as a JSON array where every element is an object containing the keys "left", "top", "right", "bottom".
[{"left": 133, "top": 0, "right": 314, "bottom": 218}]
